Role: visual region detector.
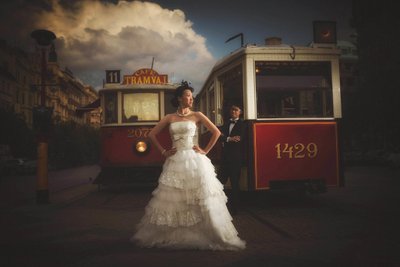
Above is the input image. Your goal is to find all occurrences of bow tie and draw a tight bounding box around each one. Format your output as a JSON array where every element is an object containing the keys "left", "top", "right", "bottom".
[{"left": 230, "top": 119, "right": 238, "bottom": 124}]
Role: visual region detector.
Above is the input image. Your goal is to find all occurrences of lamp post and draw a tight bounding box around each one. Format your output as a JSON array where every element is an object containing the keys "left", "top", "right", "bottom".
[{"left": 31, "top": 29, "right": 56, "bottom": 204}]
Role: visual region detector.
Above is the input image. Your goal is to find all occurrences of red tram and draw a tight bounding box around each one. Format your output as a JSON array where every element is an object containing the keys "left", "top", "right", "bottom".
[
  {"left": 196, "top": 36, "right": 344, "bottom": 193},
  {"left": 95, "top": 68, "right": 177, "bottom": 186}
]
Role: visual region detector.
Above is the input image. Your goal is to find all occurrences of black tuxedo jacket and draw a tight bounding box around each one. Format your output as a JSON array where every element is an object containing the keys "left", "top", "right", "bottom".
[{"left": 219, "top": 119, "right": 245, "bottom": 164}]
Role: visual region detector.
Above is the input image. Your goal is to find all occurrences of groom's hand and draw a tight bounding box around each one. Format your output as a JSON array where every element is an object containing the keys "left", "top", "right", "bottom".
[{"left": 230, "top": 136, "right": 241, "bottom": 142}]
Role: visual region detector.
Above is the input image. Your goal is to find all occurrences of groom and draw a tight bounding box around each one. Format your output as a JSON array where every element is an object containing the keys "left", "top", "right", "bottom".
[{"left": 218, "top": 104, "right": 245, "bottom": 215}]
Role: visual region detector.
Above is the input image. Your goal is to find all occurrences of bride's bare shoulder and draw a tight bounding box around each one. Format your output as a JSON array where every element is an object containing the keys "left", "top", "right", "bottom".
[
  {"left": 192, "top": 111, "right": 204, "bottom": 117},
  {"left": 193, "top": 111, "right": 207, "bottom": 119},
  {"left": 160, "top": 113, "right": 176, "bottom": 123}
]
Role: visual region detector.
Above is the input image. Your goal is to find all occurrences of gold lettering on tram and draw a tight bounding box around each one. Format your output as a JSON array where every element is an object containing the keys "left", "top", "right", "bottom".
[
  {"left": 123, "top": 68, "right": 168, "bottom": 85},
  {"left": 127, "top": 128, "right": 151, "bottom": 138},
  {"left": 123, "top": 75, "right": 167, "bottom": 85},
  {"left": 275, "top": 143, "right": 318, "bottom": 159}
]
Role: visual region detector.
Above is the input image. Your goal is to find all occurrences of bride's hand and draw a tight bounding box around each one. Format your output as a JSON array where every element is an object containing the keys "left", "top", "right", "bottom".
[
  {"left": 163, "top": 148, "right": 177, "bottom": 157},
  {"left": 193, "top": 145, "right": 206, "bottom": 154}
]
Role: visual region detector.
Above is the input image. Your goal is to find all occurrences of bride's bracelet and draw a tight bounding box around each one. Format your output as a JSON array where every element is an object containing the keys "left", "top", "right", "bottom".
[{"left": 161, "top": 149, "right": 166, "bottom": 155}]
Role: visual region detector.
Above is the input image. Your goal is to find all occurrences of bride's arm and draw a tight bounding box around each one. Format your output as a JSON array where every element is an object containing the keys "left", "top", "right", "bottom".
[
  {"left": 193, "top": 112, "right": 221, "bottom": 154},
  {"left": 148, "top": 114, "right": 174, "bottom": 156}
]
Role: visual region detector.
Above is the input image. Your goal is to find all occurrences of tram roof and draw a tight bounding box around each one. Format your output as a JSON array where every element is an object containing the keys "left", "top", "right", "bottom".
[
  {"left": 99, "top": 83, "right": 178, "bottom": 93},
  {"left": 218, "top": 43, "right": 339, "bottom": 68},
  {"left": 201, "top": 43, "right": 341, "bottom": 91}
]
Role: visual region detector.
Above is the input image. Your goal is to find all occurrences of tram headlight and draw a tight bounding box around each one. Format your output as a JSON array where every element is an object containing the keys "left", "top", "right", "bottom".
[{"left": 135, "top": 141, "right": 148, "bottom": 153}]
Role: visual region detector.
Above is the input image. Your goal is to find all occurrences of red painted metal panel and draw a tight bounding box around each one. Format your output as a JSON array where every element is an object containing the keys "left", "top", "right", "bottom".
[
  {"left": 100, "top": 126, "right": 171, "bottom": 167},
  {"left": 253, "top": 122, "right": 339, "bottom": 189}
]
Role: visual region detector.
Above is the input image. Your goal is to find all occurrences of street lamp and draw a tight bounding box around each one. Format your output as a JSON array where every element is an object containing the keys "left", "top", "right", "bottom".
[{"left": 31, "top": 29, "right": 56, "bottom": 204}]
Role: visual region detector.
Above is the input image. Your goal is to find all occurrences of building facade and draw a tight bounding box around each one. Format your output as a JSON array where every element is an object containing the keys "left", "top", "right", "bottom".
[
  {"left": 337, "top": 40, "right": 358, "bottom": 95},
  {"left": 0, "top": 39, "right": 100, "bottom": 128},
  {"left": 0, "top": 39, "right": 41, "bottom": 127},
  {"left": 337, "top": 40, "right": 359, "bottom": 120}
]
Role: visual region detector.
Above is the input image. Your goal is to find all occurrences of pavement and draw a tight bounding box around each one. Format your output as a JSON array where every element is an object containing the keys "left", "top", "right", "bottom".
[
  {"left": 0, "top": 165, "right": 100, "bottom": 206},
  {"left": 1, "top": 165, "right": 400, "bottom": 267}
]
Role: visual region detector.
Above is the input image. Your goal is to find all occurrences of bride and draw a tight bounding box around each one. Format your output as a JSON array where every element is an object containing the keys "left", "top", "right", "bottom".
[{"left": 131, "top": 82, "right": 246, "bottom": 250}]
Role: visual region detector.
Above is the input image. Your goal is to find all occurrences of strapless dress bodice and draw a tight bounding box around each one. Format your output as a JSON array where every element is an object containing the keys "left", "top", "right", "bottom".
[{"left": 169, "top": 121, "right": 198, "bottom": 150}]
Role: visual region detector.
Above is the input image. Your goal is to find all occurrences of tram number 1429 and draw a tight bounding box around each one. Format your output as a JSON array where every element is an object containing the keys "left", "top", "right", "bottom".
[{"left": 275, "top": 143, "right": 318, "bottom": 159}]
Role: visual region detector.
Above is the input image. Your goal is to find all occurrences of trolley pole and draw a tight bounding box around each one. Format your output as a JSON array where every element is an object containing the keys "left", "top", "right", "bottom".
[{"left": 31, "top": 29, "right": 56, "bottom": 204}]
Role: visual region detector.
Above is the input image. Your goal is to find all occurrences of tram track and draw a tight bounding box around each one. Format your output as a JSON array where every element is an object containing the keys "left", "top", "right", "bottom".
[{"left": 243, "top": 207, "right": 294, "bottom": 239}]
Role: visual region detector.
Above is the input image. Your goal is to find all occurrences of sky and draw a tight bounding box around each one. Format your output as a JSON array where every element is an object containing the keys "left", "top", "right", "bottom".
[{"left": 0, "top": 0, "right": 354, "bottom": 91}]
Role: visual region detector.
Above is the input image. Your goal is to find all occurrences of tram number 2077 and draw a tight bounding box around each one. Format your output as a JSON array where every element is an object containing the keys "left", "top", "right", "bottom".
[{"left": 127, "top": 127, "right": 151, "bottom": 138}]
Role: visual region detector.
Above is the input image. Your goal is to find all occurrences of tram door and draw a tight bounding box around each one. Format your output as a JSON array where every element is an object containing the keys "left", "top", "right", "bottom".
[{"left": 216, "top": 64, "right": 248, "bottom": 190}]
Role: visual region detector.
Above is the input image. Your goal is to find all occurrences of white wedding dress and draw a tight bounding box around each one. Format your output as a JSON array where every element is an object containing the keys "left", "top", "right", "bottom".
[{"left": 131, "top": 120, "right": 246, "bottom": 250}]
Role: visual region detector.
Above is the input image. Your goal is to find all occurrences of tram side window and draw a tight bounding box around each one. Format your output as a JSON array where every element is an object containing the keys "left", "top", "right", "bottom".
[
  {"left": 164, "top": 91, "right": 176, "bottom": 115},
  {"left": 122, "top": 92, "right": 159, "bottom": 122},
  {"left": 200, "top": 93, "right": 207, "bottom": 132},
  {"left": 208, "top": 88, "right": 216, "bottom": 124},
  {"left": 218, "top": 64, "right": 244, "bottom": 122},
  {"left": 104, "top": 92, "right": 118, "bottom": 124},
  {"left": 256, "top": 61, "right": 333, "bottom": 118}
]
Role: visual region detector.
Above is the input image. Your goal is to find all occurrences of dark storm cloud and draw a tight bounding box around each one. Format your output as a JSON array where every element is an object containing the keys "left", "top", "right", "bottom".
[{"left": 1, "top": 0, "right": 215, "bottom": 89}]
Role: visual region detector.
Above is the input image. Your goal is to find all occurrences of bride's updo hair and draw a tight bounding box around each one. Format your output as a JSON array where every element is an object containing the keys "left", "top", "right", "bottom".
[{"left": 171, "top": 81, "right": 194, "bottom": 107}]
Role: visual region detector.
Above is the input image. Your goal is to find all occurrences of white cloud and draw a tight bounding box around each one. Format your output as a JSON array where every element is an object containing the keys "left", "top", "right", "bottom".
[{"left": 32, "top": 0, "right": 216, "bottom": 91}]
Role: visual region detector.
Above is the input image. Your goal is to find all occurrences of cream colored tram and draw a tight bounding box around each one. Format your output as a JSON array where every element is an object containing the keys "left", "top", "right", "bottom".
[{"left": 196, "top": 33, "right": 343, "bottom": 193}]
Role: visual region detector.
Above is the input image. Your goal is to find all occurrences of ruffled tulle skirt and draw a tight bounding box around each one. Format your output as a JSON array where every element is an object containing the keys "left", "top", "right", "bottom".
[{"left": 131, "top": 149, "right": 246, "bottom": 250}]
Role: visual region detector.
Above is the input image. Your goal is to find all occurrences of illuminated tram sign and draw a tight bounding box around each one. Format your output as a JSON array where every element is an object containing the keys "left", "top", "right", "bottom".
[{"left": 123, "top": 68, "right": 168, "bottom": 85}]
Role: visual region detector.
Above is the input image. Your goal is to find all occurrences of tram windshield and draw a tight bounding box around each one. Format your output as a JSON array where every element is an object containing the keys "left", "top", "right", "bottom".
[
  {"left": 256, "top": 61, "right": 333, "bottom": 118},
  {"left": 103, "top": 90, "right": 176, "bottom": 124},
  {"left": 122, "top": 92, "right": 159, "bottom": 122}
]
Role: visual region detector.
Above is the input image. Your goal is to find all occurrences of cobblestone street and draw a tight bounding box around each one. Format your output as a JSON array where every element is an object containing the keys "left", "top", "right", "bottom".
[{"left": 1, "top": 165, "right": 400, "bottom": 266}]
